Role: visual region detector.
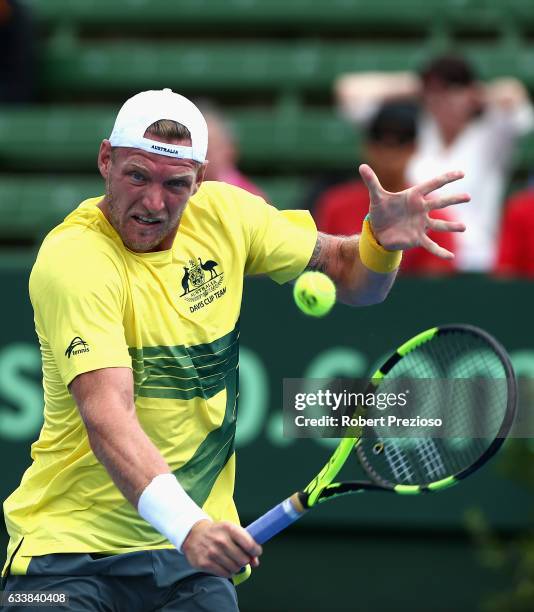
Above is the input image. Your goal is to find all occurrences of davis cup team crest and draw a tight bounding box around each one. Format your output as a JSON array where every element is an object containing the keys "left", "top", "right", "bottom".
[{"left": 180, "top": 256, "right": 226, "bottom": 312}]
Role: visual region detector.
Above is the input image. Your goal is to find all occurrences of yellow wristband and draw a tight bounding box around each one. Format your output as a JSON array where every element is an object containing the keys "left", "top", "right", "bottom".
[{"left": 359, "top": 217, "right": 402, "bottom": 274}]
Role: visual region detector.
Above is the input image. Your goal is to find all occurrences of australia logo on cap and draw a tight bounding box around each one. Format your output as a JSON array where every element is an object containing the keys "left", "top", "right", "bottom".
[{"left": 180, "top": 255, "right": 226, "bottom": 313}]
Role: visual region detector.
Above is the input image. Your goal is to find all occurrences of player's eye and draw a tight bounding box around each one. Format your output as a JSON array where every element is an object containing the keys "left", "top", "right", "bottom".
[
  {"left": 129, "top": 171, "right": 145, "bottom": 182},
  {"left": 168, "top": 180, "right": 190, "bottom": 189}
]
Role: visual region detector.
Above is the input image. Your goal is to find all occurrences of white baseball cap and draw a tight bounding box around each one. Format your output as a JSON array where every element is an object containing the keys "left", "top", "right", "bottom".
[{"left": 108, "top": 88, "right": 208, "bottom": 163}]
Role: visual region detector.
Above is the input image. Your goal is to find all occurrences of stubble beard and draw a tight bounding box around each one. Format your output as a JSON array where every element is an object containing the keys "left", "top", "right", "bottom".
[{"left": 105, "top": 175, "right": 179, "bottom": 252}]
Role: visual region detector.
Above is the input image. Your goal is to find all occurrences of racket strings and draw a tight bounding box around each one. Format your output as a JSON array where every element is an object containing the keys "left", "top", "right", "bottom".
[
  {"left": 383, "top": 443, "right": 414, "bottom": 482},
  {"left": 357, "top": 329, "right": 512, "bottom": 487},
  {"left": 415, "top": 439, "right": 447, "bottom": 480}
]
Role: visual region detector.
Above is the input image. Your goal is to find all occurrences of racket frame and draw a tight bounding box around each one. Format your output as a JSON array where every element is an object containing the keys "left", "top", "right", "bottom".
[{"left": 245, "top": 324, "right": 517, "bottom": 540}]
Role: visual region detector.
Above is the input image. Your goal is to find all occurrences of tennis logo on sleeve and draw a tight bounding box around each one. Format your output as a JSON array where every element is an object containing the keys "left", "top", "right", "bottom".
[
  {"left": 65, "top": 336, "right": 90, "bottom": 358},
  {"left": 179, "top": 254, "right": 226, "bottom": 313}
]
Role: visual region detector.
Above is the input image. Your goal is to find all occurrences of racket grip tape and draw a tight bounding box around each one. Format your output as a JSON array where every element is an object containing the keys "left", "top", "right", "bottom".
[{"left": 246, "top": 493, "right": 306, "bottom": 545}]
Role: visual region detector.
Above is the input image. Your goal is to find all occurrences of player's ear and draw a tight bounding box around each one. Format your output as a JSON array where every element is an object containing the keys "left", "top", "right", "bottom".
[
  {"left": 192, "top": 161, "right": 208, "bottom": 194},
  {"left": 98, "top": 140, "right": 113, "bottom": 180}
]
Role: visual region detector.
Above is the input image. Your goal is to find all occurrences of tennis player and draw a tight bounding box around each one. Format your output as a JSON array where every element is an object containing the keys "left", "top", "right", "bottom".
[{"left": 2, "top": 88, "right": 468, "bottom": 611}]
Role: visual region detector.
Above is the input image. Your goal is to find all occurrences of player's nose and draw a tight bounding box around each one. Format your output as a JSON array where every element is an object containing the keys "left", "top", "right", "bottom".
[{"left": 142, "top": 184, "right": 166, "bottom": 213}]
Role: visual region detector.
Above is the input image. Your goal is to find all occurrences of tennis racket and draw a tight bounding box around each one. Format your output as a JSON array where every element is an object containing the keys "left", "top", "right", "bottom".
[{"left": 245, "top": 324, "right": 517, "bottom": 547}]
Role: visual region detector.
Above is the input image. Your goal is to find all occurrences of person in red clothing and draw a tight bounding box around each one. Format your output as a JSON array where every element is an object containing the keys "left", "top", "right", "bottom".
[
  {"left": 494, "top": 187, "right": 534, "bottom": 278},
  {"left": 314, "top": 102, "right": 456, "bottom": 275}
]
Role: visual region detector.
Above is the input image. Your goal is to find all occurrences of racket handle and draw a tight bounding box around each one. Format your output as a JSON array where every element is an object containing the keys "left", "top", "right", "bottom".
[{"left": 246, "top": 493, "right": 306, "bottom": 545}]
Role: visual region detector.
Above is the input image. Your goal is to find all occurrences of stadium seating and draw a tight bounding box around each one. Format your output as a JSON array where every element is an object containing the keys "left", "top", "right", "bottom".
[
  {"left": 35, "top": 42, "right": 534, "bottom": 97},
  {"left": 0, "top": 176, "right": 101, "bottom": 240},
  {"left": 2, "top": 105, "right": 533, "bottom": 171},
  {"left": 0, "top": 107, "right": 360, "bottom": 171},
  {"left": 28, "top": 0, "right": 531, "bottom": 35},
  {"left": 28, "top": 1, "right": 534, "bottom": 100}
]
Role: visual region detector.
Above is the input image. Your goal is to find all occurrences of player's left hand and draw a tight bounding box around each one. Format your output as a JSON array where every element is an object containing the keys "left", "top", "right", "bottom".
[{"left": 359, "top": 163, "right": 469, "bottom": 259}]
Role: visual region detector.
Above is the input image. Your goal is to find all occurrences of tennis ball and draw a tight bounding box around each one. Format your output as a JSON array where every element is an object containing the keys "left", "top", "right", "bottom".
[{"left": 293, "top": 271, "right": 336, "bottom": 317}]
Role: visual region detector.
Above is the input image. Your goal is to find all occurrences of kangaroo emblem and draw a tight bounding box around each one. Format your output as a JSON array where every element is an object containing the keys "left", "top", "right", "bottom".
[{"left": 180, "top": 267, "right": 191, "bottom": 296}]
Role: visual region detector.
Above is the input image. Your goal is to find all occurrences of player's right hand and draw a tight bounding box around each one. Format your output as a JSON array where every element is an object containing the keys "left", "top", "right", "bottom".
[{"left": 181, "top": 519, "right": 262, "bottom": 577}]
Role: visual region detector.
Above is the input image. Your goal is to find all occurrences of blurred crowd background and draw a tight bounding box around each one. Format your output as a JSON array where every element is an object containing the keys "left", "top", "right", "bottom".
[
  {"left": 2, "top": 0, "right": 534, "bottom": 274},
  {"left": 1, "top": 1, "right": 534, "bottom": 611}
]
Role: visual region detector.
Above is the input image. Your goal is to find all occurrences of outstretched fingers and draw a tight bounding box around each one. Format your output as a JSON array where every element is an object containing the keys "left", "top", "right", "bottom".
[
  {"left": 421, "top": 234, "right": 454, "bottom": 259},
  {"left": 416, "top": 170, "right": 465, "bottom": 196},
  {"left": 427, "top": 217, "right": 466, "bottom": 233},
  {"left": 359, "top": 164, "right": 384, "bottom": 201},
  {"left": 427, "top": 192, "right": 471, "bottom": 211}
]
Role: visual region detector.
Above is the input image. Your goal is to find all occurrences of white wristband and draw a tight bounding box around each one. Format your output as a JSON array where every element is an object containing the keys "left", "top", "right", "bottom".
[{"left": 137, "top": 473, "right": 211, "bottom": 553}]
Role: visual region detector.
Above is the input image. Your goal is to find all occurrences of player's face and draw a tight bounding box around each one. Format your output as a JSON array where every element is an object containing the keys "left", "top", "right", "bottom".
[{"left": 97, "top": 138, "right": 206, "bottom": 252}]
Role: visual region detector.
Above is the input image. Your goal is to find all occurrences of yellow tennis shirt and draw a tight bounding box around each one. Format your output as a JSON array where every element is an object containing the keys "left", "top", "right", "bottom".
[{"left": 3, "top": 181, "right": 316, "bottom": 573}]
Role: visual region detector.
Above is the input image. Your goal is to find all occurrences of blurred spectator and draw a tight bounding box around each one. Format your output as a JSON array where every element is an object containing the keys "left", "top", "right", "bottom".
[
  {"left": 0, "top": 0, "right": 36, "bottom": 103},
  {"left": 494, "top": 187, "right": 534, "bottom": 278},
  {"left": 314, "top": 101, "right": 456, "bottom": 276},
  {"left": 200, "top": 104, "right": 266, "bottom": 198},
  {"left": 336, "top": 55, "right": 534, "bottom": 272}
]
